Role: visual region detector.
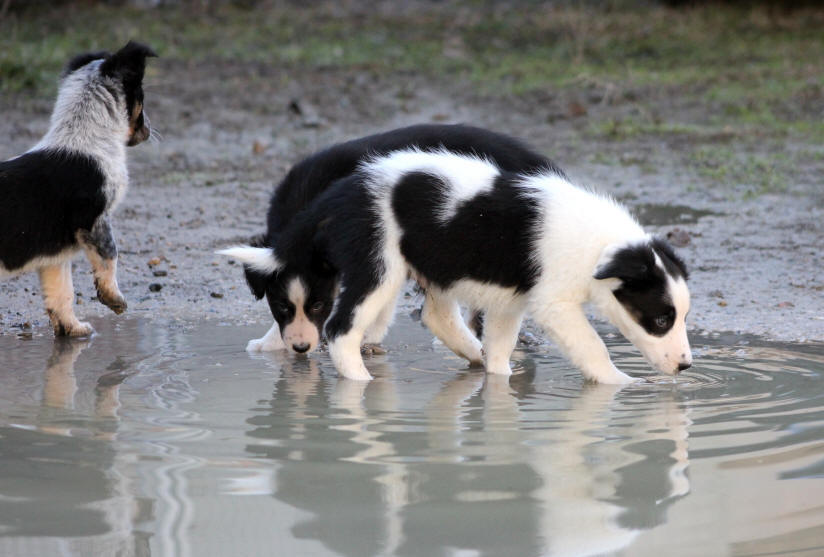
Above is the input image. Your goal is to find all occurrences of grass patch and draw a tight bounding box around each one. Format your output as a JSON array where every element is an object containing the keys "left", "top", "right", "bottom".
[
  {"left": 690, "top": 146, "right": 793, "bottom": 197},
  {"left": 1, "top": 2, "right": 822, "bottom": 142}
]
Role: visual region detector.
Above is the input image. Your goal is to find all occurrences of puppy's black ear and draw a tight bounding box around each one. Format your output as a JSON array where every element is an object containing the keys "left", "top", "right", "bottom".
[
  {"left": 243, "top": 267, "right": 270, "bottom": 300},
  {"left": 242, "top": 233, "right": 271, "bottom": 299},
  {"left": 652, "top": 237, "right": 689, "bottom": 280},
  {"left": 593, "top": 243, "right": 655, "bottom": 284},
  {"left": 101, "top": 41, "right": 157, "bottom": 81},
  {"left": 63, "top": 51, "right": 109, "bottom": 77}
]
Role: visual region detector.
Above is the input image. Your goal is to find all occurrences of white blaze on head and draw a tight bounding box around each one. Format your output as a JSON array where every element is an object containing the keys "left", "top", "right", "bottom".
[{"left": 281, "top": 278, "right": 320, "bottom": 353}]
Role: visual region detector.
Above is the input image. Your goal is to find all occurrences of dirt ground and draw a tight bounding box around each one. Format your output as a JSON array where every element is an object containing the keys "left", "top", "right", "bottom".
[{"left": 1, "top": 57, "right": 822, "bottom": 343}]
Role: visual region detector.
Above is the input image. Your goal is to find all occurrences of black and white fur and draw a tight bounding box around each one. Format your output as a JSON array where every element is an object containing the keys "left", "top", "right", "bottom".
[
  {"left": 0, "top": 41, "right": 156, "bottom": 336},
  {"left": 225, "top": 149, "right": 692, "bottom": 384},
  {"left": 222, "top": 124, "right": 555, "bottom": 354}
]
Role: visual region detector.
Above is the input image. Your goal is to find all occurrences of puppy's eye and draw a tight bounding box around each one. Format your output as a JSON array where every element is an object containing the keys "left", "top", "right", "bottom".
[
  {"left": 273, "top": 302, "right": 289, "bottom": 315},
  {"left": 654, "top": 315, "right": 670, "bottom": 329},
  {"left": 310, "top": 301, "right": 324, "bottom": 313}
]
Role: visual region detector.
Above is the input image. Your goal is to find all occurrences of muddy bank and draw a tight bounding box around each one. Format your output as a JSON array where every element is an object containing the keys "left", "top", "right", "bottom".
[{"left": 1, "top": 63, "right": 822, "bottom": 343}]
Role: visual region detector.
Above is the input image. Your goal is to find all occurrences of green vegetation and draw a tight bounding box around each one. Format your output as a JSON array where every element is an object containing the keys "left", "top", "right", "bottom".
[{"left": 1, "top": 1, "right": 822, "bottom": 175}]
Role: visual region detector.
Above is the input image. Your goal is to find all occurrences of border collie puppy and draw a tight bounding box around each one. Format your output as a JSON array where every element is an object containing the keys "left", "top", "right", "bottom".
[
  {"left": 223, "top": 124, "right": 556, "bottom": 354},
  {"left": 225, "top": 149, "right": 692, "bottom": 384},
  {"left": 0, "top": 41, "right": 156, "bottom": 336}
]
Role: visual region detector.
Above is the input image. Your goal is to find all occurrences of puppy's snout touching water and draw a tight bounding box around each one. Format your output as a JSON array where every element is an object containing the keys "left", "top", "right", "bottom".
[{"left": 292, "top": 342, "right": 310, "bottom": 353}]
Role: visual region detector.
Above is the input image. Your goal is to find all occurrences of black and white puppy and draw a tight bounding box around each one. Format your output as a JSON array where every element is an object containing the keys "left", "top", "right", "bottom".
[
  {"left": 0, "top": 41, "right": 156, "bottom": 336},
  {"left": 225, "top": 149, "right": 692, "bottom": 384},
  {"left": 222, "top": 124, "right": 555, "bottom": 354}
]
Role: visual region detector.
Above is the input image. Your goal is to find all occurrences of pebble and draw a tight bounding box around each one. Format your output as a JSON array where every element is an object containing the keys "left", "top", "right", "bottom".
[
  {"left": 149, "top": 283, "right": 163, "bottom": 292},
  {"left": 667, "top": 227, "right": 691, "bottom": 247}
]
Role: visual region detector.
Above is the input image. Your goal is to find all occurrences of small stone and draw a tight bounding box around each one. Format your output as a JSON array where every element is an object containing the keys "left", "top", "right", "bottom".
[
  {"left": 667, "top": 227, "right": 691, "bottom": 247},
  {"left": 252, "top": 140, "right": 266, "bottom": 155},
  {"left": 718, "top": 300, "right": 728, "bottom": 307},
  {"left": 568, "top": 100, "right": 587, "bottom": 117},
  {"left": 409, "top": 308, "right": 422, "bottom": 321},
  {"left": 776, "top": 301, "right": 795, "bottom": 308},
  {"left": 210, "top": 292, "right": 223, "bottom": 299},
  {"left": 149, "top": 283, "right": 163, "bottom": 292},
  {"left": 519, "top": 332, "right": 541, "bottom": 346},
  {"left": 148, "top": 257, "right": 161, "bottom": 267},
  {"left": 709, "top": 290, "right": 724, "bottom": 298},
  {"left": 153, "top": 270, "right": 168, "bottom": 277}
]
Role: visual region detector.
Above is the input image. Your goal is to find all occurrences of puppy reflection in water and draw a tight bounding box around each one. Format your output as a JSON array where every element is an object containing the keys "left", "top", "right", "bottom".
[
  {"left": 245, "top": 357, "right": 691, "bottom": 557},
  {"left": 42, "top": 339, "right": 132, "bottom": 431}
]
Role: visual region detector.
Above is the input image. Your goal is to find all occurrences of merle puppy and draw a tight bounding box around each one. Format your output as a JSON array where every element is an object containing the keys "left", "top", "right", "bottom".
[
  {"left": 0, "top": 41, "right": 156, "bottom": 336},
  {"left": 223, "top": 124, "right": 556, "bottom": 354}
]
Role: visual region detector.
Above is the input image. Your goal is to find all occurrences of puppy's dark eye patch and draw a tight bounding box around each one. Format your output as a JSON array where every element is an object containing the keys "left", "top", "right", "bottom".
[{"left": 273, "top": 302, "right": 293, "bottom": 316}]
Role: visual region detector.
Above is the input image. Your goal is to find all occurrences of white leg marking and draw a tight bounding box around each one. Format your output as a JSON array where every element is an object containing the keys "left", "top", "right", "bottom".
[
  {"left": 38, "top": 262, "right": 92, "bottom": 337},
  {"left": 247, "top": 321, "right": 286, "bottom": 352},
  {"left": 421, "top": 289, "right": 483, "bottom": 365},
  {"left": 330, "top": 331, "right": 373, "bottom": 381},
  {"left": 535, "top": 302, "right": 636, "bottom": 384},
  {"left": 329, "top": 266, "right": 406, "bottom": 381},
  {"left": 481, "top": 309, "right": 524, "bottom": 376},
  {"left": 363, "top": 294, "right": 398, "bottom": 345}
]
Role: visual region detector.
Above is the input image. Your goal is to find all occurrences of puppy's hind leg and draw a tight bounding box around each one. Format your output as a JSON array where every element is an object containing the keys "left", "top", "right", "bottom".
[
  {"left": 482, "top": 308, "right": 524, "bottom": 376},
  {"left": 247, "top": 321, "right": 286, "bottom": 352},
  {"left": 77, "top": 219, "right": 126, "bottom": 315},
  {"left": 421, "top": 289, "right": 483, "bottom": 366},
  {"left": 39, "top": 261, "right": 93, "bottom": 337}
]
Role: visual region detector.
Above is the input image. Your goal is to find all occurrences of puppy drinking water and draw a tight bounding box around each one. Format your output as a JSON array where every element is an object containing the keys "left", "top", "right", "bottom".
[{"left": 225, "top": 149, "right": 692, "bottom": 384}]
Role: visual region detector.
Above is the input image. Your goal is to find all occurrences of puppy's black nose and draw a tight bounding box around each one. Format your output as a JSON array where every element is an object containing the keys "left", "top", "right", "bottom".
[
  {"left": 292, "top": 342, "right": 310, "bottom": 353},
  {"left": 677, "top": 362, "right": 692, "bottom": 372}
]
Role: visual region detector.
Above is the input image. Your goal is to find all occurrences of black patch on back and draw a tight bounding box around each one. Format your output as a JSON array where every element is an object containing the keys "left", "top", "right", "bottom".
[
  {"left": 263, "top": 123, "right": 557, "bottom": 246},
  {"left": 251, "top": 124, "right": 561, "bottom": 336},
  {"left": 0, "top": 150, "right": 107, "bottom": 270},
  {"left": 62, "top": 51, "right": 108, "bottom": 77},
  {"left": 594, "top": 242, "right": 681, "bottom": 337},
  {"left": 392, "top": 171, "right": 542, "bottom": 292}
]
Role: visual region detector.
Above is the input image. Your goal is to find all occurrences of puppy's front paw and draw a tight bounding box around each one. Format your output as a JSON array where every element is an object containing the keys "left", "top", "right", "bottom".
[
  {"left": 96, "top": 284, "right": 127, "bottom": 314},
  {"left": 57, "top": 321, "right": 94, "bottom": 338},
  {"left": 339, "top": 364, "right": 373, "bottom": 381},
  {"left": 462, "top": 346, "right": 484, "bottom": 367},
  {"left": 587, "top": 365, "right": 637, "bottom": 385},
  {"left": 102, "top": 293, "right": 127, "bottom": 314},
  {"left": 246, "top": 336, "right": 285, "bottom": 352}
]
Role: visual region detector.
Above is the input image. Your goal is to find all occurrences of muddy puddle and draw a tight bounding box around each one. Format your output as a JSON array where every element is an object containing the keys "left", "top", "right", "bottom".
[
  {"left": 632, "top": 203, "right": 719, "bottom": 226},
  {"left": 0, "top": 316, "right": 822, "bottom": 557}
]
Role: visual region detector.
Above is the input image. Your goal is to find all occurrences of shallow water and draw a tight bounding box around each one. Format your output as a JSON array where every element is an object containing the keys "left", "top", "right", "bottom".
[
  {"left": 632, "top": 203, "right": 719, "bottom": 226},
  {"left": 0, "top": 317, "right": 822, "bottom": 557}
]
